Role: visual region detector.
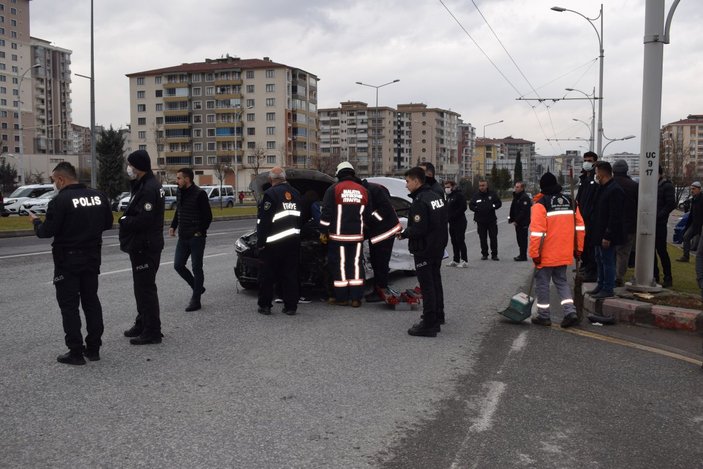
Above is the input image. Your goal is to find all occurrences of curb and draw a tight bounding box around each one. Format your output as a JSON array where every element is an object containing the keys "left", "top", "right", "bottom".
[{"left": 581, "top": 282, "right": 703, "bottom": 333}]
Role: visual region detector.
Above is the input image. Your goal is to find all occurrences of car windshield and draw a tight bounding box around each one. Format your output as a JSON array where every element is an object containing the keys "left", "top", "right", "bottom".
[
  {"left": 9, "top": 187, "right": 36, "bottom": 198},
  {"left": 37, "top": 190, "right": 57, "bottom": 199}
]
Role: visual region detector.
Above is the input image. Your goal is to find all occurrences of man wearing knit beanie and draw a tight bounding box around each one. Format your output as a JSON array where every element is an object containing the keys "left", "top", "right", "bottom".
[{"left": 612, "top": 159, "right": 638, "bottom": 286}]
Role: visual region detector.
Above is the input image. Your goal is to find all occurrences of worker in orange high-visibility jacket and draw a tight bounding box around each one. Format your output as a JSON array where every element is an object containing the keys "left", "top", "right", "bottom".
[{"left": 529, "top": 172, "right": 585, "bottom": 328}]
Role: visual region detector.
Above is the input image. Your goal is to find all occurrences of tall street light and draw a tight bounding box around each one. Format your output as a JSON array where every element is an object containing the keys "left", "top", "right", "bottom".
[
  {"left": 602, "top": 134, "right": 635, "bottom": 155},
  {"left": 483, "top": 119, "right": 503, "bottom": 138},
  {"left": 552, "top": 4, "right": 604, "bottom": 157},
  {"left": 355, "top": 79, "right": 400, "bottom": 176},
  {"left": 74, "top": 0, "right": 96, "bottom": 188},
  {"left": 566, "top": 87, "right": 596, "bottom": 152},
  {"left": 572, "top": 118, "right": 593, "bottom": 151},
  {"left": 16, "top": 63, "right": 41, "bottom": 185}
]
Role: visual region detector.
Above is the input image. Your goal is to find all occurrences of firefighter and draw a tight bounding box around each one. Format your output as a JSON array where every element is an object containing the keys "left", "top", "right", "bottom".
[
  {"left": 398, "top": 166, "right": 448, "bottom": 337},
  {"left": 362, "top": 178, "right": 402, "bottom": 302},
  {"left": 529, "top": 172, "right": 585, "bottom": 328},
  {"left": 256, "top": 167, "right": 303, "bottom": 315},
  {"left": 30, "top": 162, "right": 113, "bottom": 365},
  {"left": 320, "top": 162, "right": 372, "bottom": 307}
]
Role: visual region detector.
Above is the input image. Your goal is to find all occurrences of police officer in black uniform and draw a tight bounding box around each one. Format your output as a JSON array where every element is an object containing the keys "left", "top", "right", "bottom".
[
  {"left": 119, "top": 150, "right": 166, "bottom": 345},
  {"left": 256, "top": 166, "right": 303, "bottom": 315},
  {"left": 30, "top": 162, "right": 113, "bottom": 365},
  {"left": 362, "top": 179, "right": 402, "bottom": 302},
  {"left": 398, "top": 167, "right": 449, "bottom": 337}
]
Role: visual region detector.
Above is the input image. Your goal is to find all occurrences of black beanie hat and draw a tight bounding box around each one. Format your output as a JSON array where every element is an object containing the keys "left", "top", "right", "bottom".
[
  {"left": 539, "top": 172, "right": 557, "bottom": 190},
  {"left": 127, "top": 150, "right": 151, "bottom": 172}
]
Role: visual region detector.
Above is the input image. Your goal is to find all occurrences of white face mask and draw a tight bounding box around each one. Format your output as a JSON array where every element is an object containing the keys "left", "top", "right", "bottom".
[
  {"left": 444, "top": 187, "right": 452, "bottom": 195},
  {"left": 582, "top": 161, "right": 594, "bottom": 172},
  {"left": 126, "top": 165, "right": 135, "bottom": 179}
]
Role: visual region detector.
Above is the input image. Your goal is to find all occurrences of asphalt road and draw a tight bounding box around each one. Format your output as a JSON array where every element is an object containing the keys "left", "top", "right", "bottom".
[{"left": 1, "top": 207, "right": 702, "bottom": 468}]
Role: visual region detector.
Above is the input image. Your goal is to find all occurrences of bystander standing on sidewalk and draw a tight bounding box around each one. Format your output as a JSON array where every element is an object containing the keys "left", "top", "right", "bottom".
[
  {"left": 612, "top": 160, "right": 638, "bottom": 286},
  {"left": 677, "top": 181, "right": 702, "bottom": 263},
  {"left": 576, "top": 151, "right": 600, "bottom": 282},
  {"left": 655, "top": 166, "right": 677, "bottom": 287}
]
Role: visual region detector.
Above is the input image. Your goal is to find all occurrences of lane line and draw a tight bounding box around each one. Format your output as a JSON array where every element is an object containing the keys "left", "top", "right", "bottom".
[{"left": 509, "top": 330, "right": 528, "bottom": 354}]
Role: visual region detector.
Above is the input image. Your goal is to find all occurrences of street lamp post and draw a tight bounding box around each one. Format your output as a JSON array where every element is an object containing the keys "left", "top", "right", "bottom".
[
  {"left": 552, "top": 4, "right": 604, "bottom": 157},
  {"left": 355, "top": 79, "right": 400, "bottom": 176},
  {"left": 16, "top": 63, "right": 41, "bottom": 185},
  {"left": 601, "top": 134, "right": 635, "bottom": 155},
  {"left": 483, "top": 119, "right": 503, "bottom": 138},
  {"left": 572, "top": 118, "right": 594, "bottom": 151},
  {"left": 566, "top": 87, "right": 596, "bottom": 152}
]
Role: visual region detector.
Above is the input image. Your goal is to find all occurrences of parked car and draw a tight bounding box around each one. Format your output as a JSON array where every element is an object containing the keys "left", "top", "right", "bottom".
[
  {"left": 19, "top": 190, "right": 57, "bottom": 215},
  {"left": 3, "top": 184, "right": 54, "bottom": 215},
  {"left": 118, "top": 184, "right": 177, "bottom": 211},
  {"left": 234, "top": 170, "right": 414, "bottom": 291},
  {"left": 202, "top": 184, "right": 235, "bottom": 208},
  {"left": 111, "top": 191, "right": 130, "bottom": 211}
]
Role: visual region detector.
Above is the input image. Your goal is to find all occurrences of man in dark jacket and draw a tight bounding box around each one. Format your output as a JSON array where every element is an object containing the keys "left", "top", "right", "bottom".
[
  {"left": 29, "top": 162, "right": 113, "bottom": 365},
  {"left": 119, "top": 150, "right": 166, "bottom": 345},
  {"left": 169, "top": 167, "right": 213, "bottom": 312},
  {"left": 419, "top": 162, "right": 444, "bottom": 199},
  {"left": 398, "top": 166, "right": 448, "bottom": 337},
  {"left": 469, "top": 180, "right": 502, "bottom": 260},
  {"left": 256, "top": 167, "right": 303, "bottom": 315},
  {"left": 677, "top": 181, "right": 702, "bottom": 262},
  {"left": 576, "top": 151, "right": 599, "bottom": 281},
  {"left": 612, "top": 160, "right": 639, "bottom": 286},
  {"left": 362, "top": 179, "right": 402, "bottom": 302},
  {"left": 654, "top": 166, "right": 676, "bottom": 287},
  {"left": 509, "top": 181, "right": 531, "bottom": 261},
  {"left": 444, "top": 180, "right": 468, "bottom": 267},
  {"left": 587, "top": 161, "right": 625, "bottom": 298}
]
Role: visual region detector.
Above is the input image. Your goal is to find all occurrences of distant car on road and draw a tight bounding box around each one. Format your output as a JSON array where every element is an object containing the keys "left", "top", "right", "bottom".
[
  {"left": 111, "top": 191, "right": 130, "bottom": 211},
  {"left": 3, "top": 184, "right": 54, "bottom": 215},
  {"left": 19, "top": 190, "right": 57, "bottom": 215}
]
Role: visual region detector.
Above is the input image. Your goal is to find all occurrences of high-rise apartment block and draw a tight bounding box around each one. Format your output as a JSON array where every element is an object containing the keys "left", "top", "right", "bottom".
[
  {"left": 661, "top": 114, "right": 703, "bottom": 178},
  {"left": 474, "top": 137, "right": 535, "bottom": 183},
  {"left": 126, "top": 56, "right": 319, "bottom": 189}
]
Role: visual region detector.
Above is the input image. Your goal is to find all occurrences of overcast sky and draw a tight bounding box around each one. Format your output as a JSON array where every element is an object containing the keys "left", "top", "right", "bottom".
[{"left": 30, "top": 0, "right": 702, "bottom": 156}]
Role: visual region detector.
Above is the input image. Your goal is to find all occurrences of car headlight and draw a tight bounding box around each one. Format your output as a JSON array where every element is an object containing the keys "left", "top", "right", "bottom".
[{"left": 234, "top": 238, "right": 248, "bottom": 253}]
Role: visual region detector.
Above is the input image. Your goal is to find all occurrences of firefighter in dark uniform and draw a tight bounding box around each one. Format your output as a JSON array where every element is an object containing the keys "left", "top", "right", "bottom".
[
  {"left": 256, "top": 167, "right": 303, "bottom": 315},
  {"left": 320, "top": 162, "right": 373, "bottom": 307},
  {"left": 362, "top": 179, "right": 402, "bottom": 302},
  {"left": 30, "top": 162, "right": 113, "bottom": 365},
  {"left": 119, "top": 150, "right": 166, "bottom": 345},
  {"left": 398, "top": 166, "right": 449, "bottom": 337}
]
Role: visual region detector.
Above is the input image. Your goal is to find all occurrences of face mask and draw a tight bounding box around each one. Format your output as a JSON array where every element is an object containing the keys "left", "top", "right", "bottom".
[
  {"left": 444, "top": 188, "right": 452, "bottom": 195},
  {"left": 126, "top": 166, "right": 135, "bottom": 179},
  {"left": 582, "top": 162, "right": 594, "bottom": 172}
]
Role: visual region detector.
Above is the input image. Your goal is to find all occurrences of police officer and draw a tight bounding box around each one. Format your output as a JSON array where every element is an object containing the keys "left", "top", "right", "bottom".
[
  {"left": 169, "top": 167, "right": 213, "bottom": 312},
  {"left": 30, "top": 162, "right": 113, "bottom": 365},
  {"left": 362, "top": 178, "right": 402, "bottom": 302},
  {"left": 419, "top": 161, "right": 444, "bottom": 199},
  {"left": 256, "top": 166, "right": 303, "bottom": 315},
  {"left": 119, "top": 150, "right": 166, "bottom": 345},
  {"left": 320, "top": 162, "right": 372, "bottom": 307},
  {"left": 509, "top": 181, "right": 531, "bottom": 261},
  {"left": 398, "top": 166, "right": 448, "bottom": 337},
  {"left": 469, "top": 180, "right": 502, "bottom": 260}
]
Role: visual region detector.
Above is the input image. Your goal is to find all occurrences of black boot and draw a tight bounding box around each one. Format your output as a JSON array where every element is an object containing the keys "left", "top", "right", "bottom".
[
  {"left": 407, "top": 320, "right": 438, "bottom": 337},
  {"left": 130, "top": 333, "right": 163, "bottom": 345},
  {"left": 57, "top": 350, "right": 86, "bottom": 365},
  {"left": 185, "top": 298, "right": 201, "bottom": 312},
  {"left": 123, "top": 324, "right": 143, "bottom": 338},
  {"left": 84, "top": 348, "right": 100, "bottom": 361}
]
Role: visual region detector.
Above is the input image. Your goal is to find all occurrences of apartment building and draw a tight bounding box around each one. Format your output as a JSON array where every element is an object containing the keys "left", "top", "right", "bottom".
[
  {"left": 458, "top": 121, "right": 475, "bottom": 179},
  {"left": 474, "top": 136, "right": 535, "bottom": 183},
  {"left": 126, "top": 56, "right": 319, "bottom": 190},
  {"left": 661, "top": 114, "right": 703, "bottom": 178}
]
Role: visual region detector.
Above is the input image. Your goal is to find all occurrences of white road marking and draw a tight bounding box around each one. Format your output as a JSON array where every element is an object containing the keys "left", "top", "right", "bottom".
[{"left": 509, "top": 330, "right": 528, "bottom": 354}]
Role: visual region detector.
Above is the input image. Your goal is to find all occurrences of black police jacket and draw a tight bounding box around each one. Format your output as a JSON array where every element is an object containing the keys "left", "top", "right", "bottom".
[
  {"left": 401, "top": 184, "right": 448, "bottom": 260},
  {"left": 589, "top": 178, "right": 625, "bottom": 246},
  {"left": 469, "top": 190, "right": 502, "bottom": 224},
  {"left": 613, "top": 174, "right": 639, "bottom": 234},
  {"left": 576, "top": 170, "right": 598, "bottom": 221},
  {"left": 362, "top": 180, "right": 401, "bottom": 243},
  {"left": 685, "top": 194, "right": 703, "bottom": 234},
  {"left": 656, "top": 177, "right": 676, "bottom": 226},
  {"left": 171, "top": 184, "right": 212, "bottom": 239},
  {"left": 256, "top": 182, "right": 303, "bottom": 248},
  {"left": 446, "top": 188, "right": 467, "bottom": 223},
  {"left": 33, "top": 183, "right": 113, "bottom": 252},
  {"left": 119, "top": 172, "right": 165, "bottom": 253},
  {"left": 426, "top": 176, "right": 445, "bottom": 200},
  {"left": 509, "top": 191, "right": 531, "bottom": 227}
]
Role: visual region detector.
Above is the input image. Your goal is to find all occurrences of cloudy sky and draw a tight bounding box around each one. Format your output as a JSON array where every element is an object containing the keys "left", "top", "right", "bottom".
[{"left": 30, "top": 0, "right": 702, "bottom": 156}]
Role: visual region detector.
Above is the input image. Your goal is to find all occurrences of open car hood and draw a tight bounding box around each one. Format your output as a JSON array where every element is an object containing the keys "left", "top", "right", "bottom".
[{"left": 251, "top": 169, "right": 335, "bottom": 203}]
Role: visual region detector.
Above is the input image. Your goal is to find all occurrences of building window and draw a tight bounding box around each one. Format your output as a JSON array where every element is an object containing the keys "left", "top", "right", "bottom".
[
  {"left": 155, "top": 103, "right": 163, "bottom": 111},
  {"left": 266, "top": 126, "right": 275, "bottom": 135},
  {"left": 205, "top": 73, "right": 214, "bottom": 81},
  {"left": 207, "top": 156, "right": 216, "bottom": 165},
  {"left": 246, "top": 113, "right": 255, "bottom": 122},
  {"left": 266, "top": 69, "right": 275, "bottom": 78},
  {"left": 194, "top": 156, "right": 203, "bottom": 165},
  {"left": 10, "top": 19, "right": 15, "bottom": 27},
  {"left": 207, "top": 128, "right": 215, "bottom": 137},
  {"left": 155, "top": 90, "right": 162, "bottom": 98},
  {"left": 192, "top": 73, "right": 201, "bottom": 82},
  {"left": 192, "top": 87, "right": 201, "bottom": 96},
  {"left": 246, "top": 99, "right": 255, "bottom": 108},
  {"left": 193, "top": 101, "right": 202, "bottom": 110},
  {"left": 193, "top": 129, "right": 202, "bottom": 138},
  {"left": 207, "top": 142, "right": 216, "bottom": 151},
  {"left": 246, "top": 84, "right": 254, "bottom": 93},
  {"left": 137, "top": 90, "right": 145, "bottom": 99},
  {"left": 156, "top": 117, "right": 164, "bottom": 125},
  {"left": 10, "top": 54, "right": 15, "bottom": 61},
  {"left": 246, "top": 70, "right": 254, "bottom": 79},
  {"left": 205, "top": 86, "right": 214, "bottom": 96},
  {"left": 267, "top": 155, "right": 276, "bottom": 164},
  {"left": 265, "top": 98, "right": 275, "bottom": 107},
  {"left": 206, "top": 114, "right": 215, "bottom": 123},
  {"left": 137, "top": 104, "right": 146, "bottom": 112},
  {"left": 139, "top": 145, "right": 147, "bottom": 150},
  {"left": 247, "top": 128, "right": 255, "bottom": 136},
  {"left": 154, "top": 76, "right": 162, "bottom": 84},
  {"left": 266, "top": 141, "right": 276, "bottom": 149},
  {"left": 136, "top": 77, "right": 145, "bottom": 85},
  {"left": 10, "top": 31, "right": 15, "bottom": 38},
  {"left": 138, "top": 117, "right": 146, "bottom": 125},
  {"left": 193, "top": 115, "right": 202, "bottom": 124},
  {"left": 10, "top": 65, "right": 16, "bottom": 73},
  {"left": 9, "top": 42, "right": 15, "bottom": 49},
  {"left": 206, "top": 100, "right": 215, "bottom": 109},
  {"left": 265, "top": 84, "right": 275, "bottom": 92},
  {"left": 194, "top": 143, "right": 202, "bottom": 151},
  {"left": 138, "top": 131, "right": 146, "bottom": 139},
  {"left": 248, "top": 141, "right": 256, "bottom": 149},
  {"left": 266, "top": 112, "right": 275, "bottom": 121}
]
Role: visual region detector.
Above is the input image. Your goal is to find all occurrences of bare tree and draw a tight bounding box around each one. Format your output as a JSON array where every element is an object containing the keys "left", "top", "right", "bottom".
[
  {"left": 212, "top": 162, "right": 232, "bottom": 210},
  {"left": 26, "top": 169, "right": 45, "bottom": 184},
  {"left": 662, "top": 132, "right": 695, "bottom": 204}
]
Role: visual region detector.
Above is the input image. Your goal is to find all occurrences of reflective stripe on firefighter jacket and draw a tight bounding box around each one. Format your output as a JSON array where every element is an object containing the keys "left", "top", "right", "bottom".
[
  {"left": 256, "top": 182, "right": 302, "bottom": 247},
  {"left": 319, "top": 178, "right": 372, "bottom": 243},
  {"left": 528, "top": 192, "right": 585, "bottom": 268}
]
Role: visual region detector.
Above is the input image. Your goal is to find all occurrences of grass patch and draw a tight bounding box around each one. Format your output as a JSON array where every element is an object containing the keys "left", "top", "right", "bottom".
[{"left": 624, "top": 243, "right": 699, "bottom": 296}]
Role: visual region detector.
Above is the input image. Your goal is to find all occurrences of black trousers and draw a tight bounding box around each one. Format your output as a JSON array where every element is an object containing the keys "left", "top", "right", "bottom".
[
  {"left": 654, "top": 222, "right": 672, "bottom": 281},
  {"left": 415, "top": 257, "right": 444, "bottom": 324},
  {"left": 328, "top": 241, "right": 365, "bottom": 301},
  {"left": 515, "top": 225, "right": 528, "bottom": 258},
  {"left": 129, "top": 250, "right": 162, "bottom": 337},
  {"left": 580, "top": 227, "right": 597, "bottom": 277},
  {"left": 369, "top": 236, "right": 394, "bottom": 288},
  {"left": 449, "top": 218, "right": 468, "bottom": 262},
  {"left": 53, "top": 250, "right": 103, "bottom": 352},
  {"left": 258, "top": 241, "right": 300, "bottom": 311},
  {"left": 477, "top": 221, "right": 498, "bottom": 257}
]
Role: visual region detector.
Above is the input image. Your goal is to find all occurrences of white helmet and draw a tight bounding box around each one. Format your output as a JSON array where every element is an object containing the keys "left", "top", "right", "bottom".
[{"left": 336, "top": 161, "right": 355, "bottom": 176}]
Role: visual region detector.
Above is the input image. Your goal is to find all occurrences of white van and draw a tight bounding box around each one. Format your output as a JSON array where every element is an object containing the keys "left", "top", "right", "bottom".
[
  {"left": 118, "top": 184, "right": 178, "bottom": 211},
  {"left": 3, "top": 184, "right": 55, "bottom": 215}
]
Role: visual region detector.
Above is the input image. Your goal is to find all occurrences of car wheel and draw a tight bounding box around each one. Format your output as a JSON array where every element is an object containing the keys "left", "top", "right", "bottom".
[
  {"left": 226, "top": 200, "right": 234, "bottom": 208},
  {"left": 1, "top": 212, "right": 8, "bottom": 217},
  {"left": 403, "top": 270, "right": 416, "bottom": 276}
]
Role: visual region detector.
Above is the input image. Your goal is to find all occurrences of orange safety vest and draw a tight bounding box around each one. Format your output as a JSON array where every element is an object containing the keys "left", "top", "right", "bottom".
[{"left": 529, "top": 193, "right": 585, "bottom": 268}]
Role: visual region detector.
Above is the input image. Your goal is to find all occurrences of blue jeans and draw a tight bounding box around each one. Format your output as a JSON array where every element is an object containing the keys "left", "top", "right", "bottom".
[
  {"left": 595, "top": 245, "right": 616, "bottom": 293},
  {"left": 174, "top": 236, "right": 206, "bottom": 300}
]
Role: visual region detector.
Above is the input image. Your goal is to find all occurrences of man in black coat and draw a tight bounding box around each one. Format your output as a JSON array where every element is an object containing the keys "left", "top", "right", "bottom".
[
  {"left": 419, "top": 162, "right": 444, "bottom": 199},
  {"left": 469, "top": 180, "right": 502, "bottom": 260},
  {"left": 587, "top": 161, "right": 625, "bottom": 298},
  {"left": 398, "top": 167, "right": 448, "bottom": 337},
  {"left": 612, "top": 160, "right": 638, "bottom": 286},
  {"left": 30, "top": 162, "right": 113, "bottom": 365},
  {"left": 508, "top": 181, "right": 531, "bottom": 261},
  {"left": 677, "top": 181, "right": 702, "bottom": 262},
  {"left": 444, "top": 180, "right": 468, "bottom": 267},
  {"left": 119, "top": 150, "right": 166, "bottom": 345},
  {"left": 654, "top": 166, "right": 677, "bottom": 287},
  {"left": 576, "top": 151, "right": 599, "bottom": 281}
]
